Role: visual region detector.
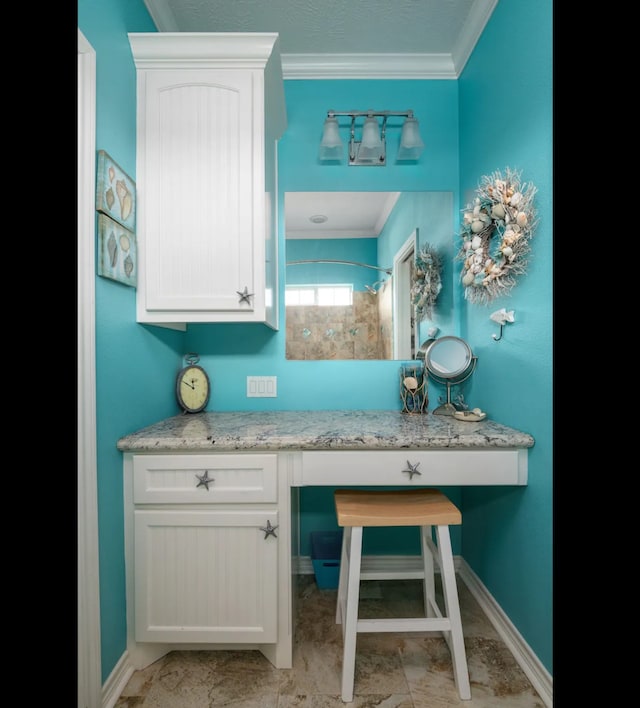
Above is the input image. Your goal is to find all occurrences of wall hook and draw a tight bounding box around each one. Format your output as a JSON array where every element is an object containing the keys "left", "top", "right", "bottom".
[{"left": 489, "top": 308, "right": 515, "bottom": 342}]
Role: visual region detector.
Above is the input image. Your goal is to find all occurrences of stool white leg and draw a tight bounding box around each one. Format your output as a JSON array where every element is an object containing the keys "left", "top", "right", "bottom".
[
  {"left": 341, "top": 525, "right": 363, "bottom": 703},
  {"left": 336, "top": 527, "right": 350, "bottom": 626},
  {"left": 420, "top": 524, "right": 436, "bottom": 617},
  {"left": 435, "top": 524, "right": 471, "bottom": 700}
]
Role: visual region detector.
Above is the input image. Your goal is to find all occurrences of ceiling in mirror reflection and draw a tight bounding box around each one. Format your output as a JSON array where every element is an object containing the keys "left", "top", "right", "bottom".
[{"left": 285, "top": 192, "right": 400, "bottom": 240}]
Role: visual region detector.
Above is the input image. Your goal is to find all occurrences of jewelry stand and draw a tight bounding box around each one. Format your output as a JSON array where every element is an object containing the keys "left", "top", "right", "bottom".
[{"left": 430, "top": 357, "right": 477, "bottom": 416}]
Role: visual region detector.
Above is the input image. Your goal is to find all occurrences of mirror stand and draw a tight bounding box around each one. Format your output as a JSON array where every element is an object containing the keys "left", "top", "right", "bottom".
[
  {"left": 432, "top": 380, "right": 459, "bottom": 416},
  {"left": 429, "top": 357, "right": 477, "bottom": 416}
]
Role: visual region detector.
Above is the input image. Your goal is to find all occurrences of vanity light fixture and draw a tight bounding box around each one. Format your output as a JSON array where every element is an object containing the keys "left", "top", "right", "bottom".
[{"left": 319, "top": 110, "right": 425, "bottom": 166}]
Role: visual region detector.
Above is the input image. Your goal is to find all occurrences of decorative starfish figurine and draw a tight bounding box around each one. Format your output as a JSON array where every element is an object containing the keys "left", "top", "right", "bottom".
[
  {"left": 402, "top": 460, "right": 422, "bottom": 479},
  {"left": 195, "top": 470, "right": 214, "bottom": 490},
  {"left": 260, "top": 520, "right": 278, "bottom": 539},
  {"left": 236, "top": 286, "right": 254, "bottom": 305}
]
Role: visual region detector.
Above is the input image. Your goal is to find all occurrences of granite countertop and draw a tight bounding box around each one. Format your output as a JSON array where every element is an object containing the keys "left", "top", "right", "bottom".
[{"left": 117, "top": 410, "right": 535, "bottom": 452}]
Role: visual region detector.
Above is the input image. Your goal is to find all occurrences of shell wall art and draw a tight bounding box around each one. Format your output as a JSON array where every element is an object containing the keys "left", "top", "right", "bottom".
[
  {"left": 96, "top": 150, "right": 136, "bottom": 232},
  {"left": 97, "top": 213, "right": 137, "bottom": 288}
]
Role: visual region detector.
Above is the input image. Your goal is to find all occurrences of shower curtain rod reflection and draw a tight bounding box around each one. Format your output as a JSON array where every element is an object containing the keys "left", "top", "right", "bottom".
[{"left": 286, "top": 259, "right": 392, "bottom": 275}]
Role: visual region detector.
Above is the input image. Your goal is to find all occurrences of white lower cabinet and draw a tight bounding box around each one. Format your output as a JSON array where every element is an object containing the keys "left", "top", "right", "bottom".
[
  {"left": 134, "top": 508, "right": 278, "bottom": 643},
  {"left": 123, "top": 452, "right": 292, "bottom": 669}
]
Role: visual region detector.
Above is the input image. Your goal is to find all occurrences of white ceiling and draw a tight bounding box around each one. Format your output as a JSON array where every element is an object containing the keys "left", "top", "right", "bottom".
[{"left": 142, "top": 0, "right": 498, "bottom": 78}]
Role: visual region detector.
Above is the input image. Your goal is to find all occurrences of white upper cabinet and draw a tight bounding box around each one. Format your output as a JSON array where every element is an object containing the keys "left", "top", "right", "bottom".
[{"left": 129, "top": 33, "right": 287, "bottom": 329}]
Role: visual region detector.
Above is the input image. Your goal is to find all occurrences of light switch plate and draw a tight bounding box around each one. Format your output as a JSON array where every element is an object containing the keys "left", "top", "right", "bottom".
[{"left": 247, "top": 376, "right": 277, "bottom": 397}]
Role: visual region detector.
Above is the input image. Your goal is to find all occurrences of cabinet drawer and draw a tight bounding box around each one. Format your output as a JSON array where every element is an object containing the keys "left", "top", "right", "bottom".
[
  {"left": 133, "top": 454, "right": 278, "bottom": 503},
  {"left": 300, "top": 449, "right": 527, "bottom": 486}
]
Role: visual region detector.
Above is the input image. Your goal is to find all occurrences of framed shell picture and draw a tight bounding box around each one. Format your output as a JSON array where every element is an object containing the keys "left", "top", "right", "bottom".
[
  {"left": 96, "top": 150, "right": 136, "bottom": 231},
  {"left": 97, "top": 213, "right": 137, "bottom": 288}
]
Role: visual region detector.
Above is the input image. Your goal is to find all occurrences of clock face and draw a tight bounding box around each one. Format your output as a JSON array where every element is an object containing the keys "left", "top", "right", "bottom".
[{"left": 176, "top": 365, "right": 210, "bottom": 413}]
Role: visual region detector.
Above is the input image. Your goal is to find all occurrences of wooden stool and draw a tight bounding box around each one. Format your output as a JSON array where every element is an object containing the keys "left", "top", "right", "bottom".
[{"left": 334, "top": 488, "right": 471, "bottom": 703}]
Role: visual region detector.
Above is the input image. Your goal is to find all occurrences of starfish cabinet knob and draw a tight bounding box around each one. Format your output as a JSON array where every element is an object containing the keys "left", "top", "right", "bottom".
[
  {"left": 402, "top": 460, "right": 422, "bottom": 479},
  {"left": 236, "top": 286, "right": 254, "bottom": 305},
  {"left": 260, "top": 520, "right": 278, "bottom": 539},
  {"left": 195, "top": 470, "right": 214, "bottom": 490}
]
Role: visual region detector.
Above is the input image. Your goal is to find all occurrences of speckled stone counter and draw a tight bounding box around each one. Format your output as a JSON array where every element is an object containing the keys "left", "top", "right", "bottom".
[{"left": 117, "top": 410, "right": 534, "bottom": 452}]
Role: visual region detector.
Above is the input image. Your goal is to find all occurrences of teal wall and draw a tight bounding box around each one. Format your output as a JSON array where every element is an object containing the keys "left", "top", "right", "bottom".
[
  {"left": 186, "top": 79, "right": 460, "bottom": 412},
  {"left": 457, "top": 0, "right": 553, "bottom": 673},
  {"left": 286, "top": 238, "right": 379, "bottom": 290},
  {"left": 377, "top": 191, "right": 457, "bottom": 341},
  {"left": 79, "top": 0, "right": 552, "bottom": 685}
]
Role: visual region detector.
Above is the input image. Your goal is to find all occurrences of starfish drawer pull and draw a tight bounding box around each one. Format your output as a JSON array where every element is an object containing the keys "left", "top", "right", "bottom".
[
  {"left": 260, "top": 520, "right": 278, "bottom": 539},
  {"left": 402, "top": 460, "right": 422, "bottom": 479},
  {"left": 195, "top": 470, "right": 214, "bottom": 490}
]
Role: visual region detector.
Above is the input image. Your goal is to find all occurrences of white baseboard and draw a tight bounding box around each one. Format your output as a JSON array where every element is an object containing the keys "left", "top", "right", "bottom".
[
  {"left": 296, "top": 553, "right": 449, "bottom": 576},
  {"left": 102, "top": 651, "right": 135, "bottom": 708},
  {"left": 296, "top": 554, "right": 553, "bottom": 708},
  {"left": 105, "top": 556, "right": 552, "bottom": 708},
  {"left": 457, "top": 558, "right": 553, "bottom": 707}
]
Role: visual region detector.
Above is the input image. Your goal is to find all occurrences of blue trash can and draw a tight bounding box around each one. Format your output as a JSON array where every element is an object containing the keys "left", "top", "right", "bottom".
[{"left": 310, "top": 530, "right": 343, "bottom": 589}]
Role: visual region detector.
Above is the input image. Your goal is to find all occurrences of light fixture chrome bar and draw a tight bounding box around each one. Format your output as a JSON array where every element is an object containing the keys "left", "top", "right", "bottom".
[
  {"left": 286, "top": 259, "right": 392, "bottom": 275},
  {"left": 327, "top": 110, "right": 416, "bottom": 119}
]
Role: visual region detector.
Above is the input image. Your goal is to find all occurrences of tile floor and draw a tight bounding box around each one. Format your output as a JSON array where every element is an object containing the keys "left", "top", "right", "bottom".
[{"left": 115, "top": 574, "right": 546, "bottom": 707}]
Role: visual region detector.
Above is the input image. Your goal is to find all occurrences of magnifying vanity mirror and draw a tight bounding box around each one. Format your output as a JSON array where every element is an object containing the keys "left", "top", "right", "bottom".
[
  {"left": 420, "top": 336, "right": 477, "bottom": 415},
  {"left": 284, "top": 191, "right": 454, "bottom": 360}
]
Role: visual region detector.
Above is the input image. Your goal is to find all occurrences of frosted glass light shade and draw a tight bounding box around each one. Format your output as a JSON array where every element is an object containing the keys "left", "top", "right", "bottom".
[
  {"left": 397, "top": 117, "right": 425, "bottom": 160},
  {"left": 358, "top": 116, "right": 383, "bottom": 159},
  {"left": 319, "top": 117, "right": 343, "bottom": 160}
]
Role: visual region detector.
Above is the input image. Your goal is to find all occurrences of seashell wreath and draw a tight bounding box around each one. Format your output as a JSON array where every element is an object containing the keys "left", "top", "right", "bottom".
[
  {"left": 411, "top": 244, "right": 442, "bottom": 321},
  {"left": 457, "top": 168, "right": 538, "bottom": 305}
]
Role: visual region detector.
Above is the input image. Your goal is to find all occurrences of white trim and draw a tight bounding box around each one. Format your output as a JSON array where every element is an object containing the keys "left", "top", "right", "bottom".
[
  {"left": 101, "top": 652, "right": 135, "bottom": 708},
  {"left": 451, "top": 0, "right": 499, "bottom": 76},
  {"left": 458, "top": 559, "right": 553, "bottom": 708},
  {"left": 296, "top": 554, "right": 553, "bottom": 708},
  {"left": 295, "top": 553, "right": 455, "bottom": 577},
  {"left": 143, "top": 0, "right": 178, "bottom": 31},
  {"left": 281, "top": 53, "right": 457, "bottom": 80},
  {"left": 392, "top": 231, "right": 416, "bottom": 360},
  {"left": 78, "top": 28, "right": 101, "bottom": 708},
  {"left": 128, "top": 31, "right": 281, "bottom": 69}
]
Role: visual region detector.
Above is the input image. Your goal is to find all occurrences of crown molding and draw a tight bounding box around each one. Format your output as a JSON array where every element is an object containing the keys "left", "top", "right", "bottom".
[
  {"left": 281, "top": 53, "right": 457, "bottom": 80},
  {"left": 142, "top": 0, "right": 499, "bottom": 79},
  {"left": 143, "top": 0, "right": 178, "bottom": 31},
  {"left": 452, "top": 0, "right": 498, "bottom": 76},
  {"left": 128, "top": 32, "right": 281, "bottom": 69}
]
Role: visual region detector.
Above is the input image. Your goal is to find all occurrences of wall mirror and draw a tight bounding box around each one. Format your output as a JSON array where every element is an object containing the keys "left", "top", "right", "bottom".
[{"left": 285, "top": 191, "right": 454, "bottom": 360}]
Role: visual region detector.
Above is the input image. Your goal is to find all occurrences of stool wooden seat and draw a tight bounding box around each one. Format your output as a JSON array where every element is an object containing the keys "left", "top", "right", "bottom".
[{"left": 334, "top": 488, "right": 471, "bottom": 703}]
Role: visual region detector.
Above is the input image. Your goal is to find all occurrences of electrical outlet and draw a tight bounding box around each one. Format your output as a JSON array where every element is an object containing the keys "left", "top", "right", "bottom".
[{"left": 246, "top": 376, "right": 277, "bottom": 397}]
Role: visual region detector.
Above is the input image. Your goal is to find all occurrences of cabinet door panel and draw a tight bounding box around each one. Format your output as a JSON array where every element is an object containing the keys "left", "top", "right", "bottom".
[
  {"left": 134, "top": 509, "right": 278, "bottom": 643},
  {"left": 144, "top": 71, "right": 255, "bottom": 312}
]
